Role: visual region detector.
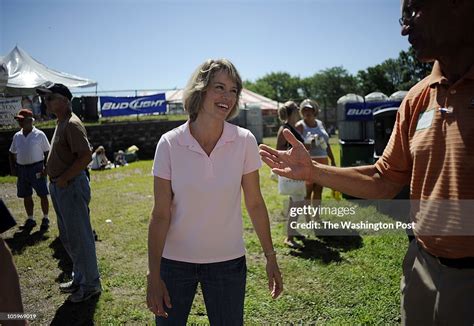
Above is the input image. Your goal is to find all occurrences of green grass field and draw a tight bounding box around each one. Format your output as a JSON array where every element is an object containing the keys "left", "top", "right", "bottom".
[{"left": 1, "top": 135, "right": 407, "bottom": 325}]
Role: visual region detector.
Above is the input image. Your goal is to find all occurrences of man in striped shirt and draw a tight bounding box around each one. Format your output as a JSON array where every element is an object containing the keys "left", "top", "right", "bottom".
[{"left": 259, "top": 0, "right": 474, "bottom": 323}]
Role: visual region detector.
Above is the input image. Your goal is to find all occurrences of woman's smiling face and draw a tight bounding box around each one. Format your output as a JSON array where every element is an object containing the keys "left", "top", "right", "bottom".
[{"left": 200, "top": 70, "right": 238, "bottom": 121}]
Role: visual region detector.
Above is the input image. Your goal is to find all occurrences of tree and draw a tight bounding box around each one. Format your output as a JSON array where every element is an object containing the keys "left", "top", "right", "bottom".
[
  {"left": 357, "top": 47, "right": 432, "bottom": 95},
  {"left": 357, "top": 64, "right": 397, "bottom": 96},
  {"left": 304, "top": 67, "right": 358, "bottom": 109},
  {"left": 397, "top": 47, "right": 432, "bottom": 90},
  {"left": 244, "top": 72, "right": 300, "bottom": 103}
]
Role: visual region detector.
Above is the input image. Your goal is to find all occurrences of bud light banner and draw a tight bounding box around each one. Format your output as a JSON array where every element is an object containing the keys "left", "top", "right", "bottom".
[
  {"left": 344, "top": 101, "right": 402, "bottom": 121},
  {"left": 100, "top": 93, "right": 166, "bottom": 117}
]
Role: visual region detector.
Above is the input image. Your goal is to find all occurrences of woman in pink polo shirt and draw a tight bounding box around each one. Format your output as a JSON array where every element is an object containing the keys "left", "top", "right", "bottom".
[{"left": 147, "top": 59, "right": 283, "bottom": 325}]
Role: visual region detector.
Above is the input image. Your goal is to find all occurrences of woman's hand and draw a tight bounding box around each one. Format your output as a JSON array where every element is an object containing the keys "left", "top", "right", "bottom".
[
  {"left": 266, "top": 257, "right": 283, "bottom": 299},
  {"left": 146, "top": 274, "right": 172, "bottom": 318}
]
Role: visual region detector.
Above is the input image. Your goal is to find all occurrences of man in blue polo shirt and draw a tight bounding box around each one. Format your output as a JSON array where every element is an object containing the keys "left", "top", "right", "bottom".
[{"left": 9, "top": 108, "right": 51, "bottom": 231}]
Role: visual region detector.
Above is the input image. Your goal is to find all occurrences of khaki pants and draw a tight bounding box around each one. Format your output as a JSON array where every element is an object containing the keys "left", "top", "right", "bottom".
[{"left": 401, "top": 240, "right": 474, "bottom": 325}]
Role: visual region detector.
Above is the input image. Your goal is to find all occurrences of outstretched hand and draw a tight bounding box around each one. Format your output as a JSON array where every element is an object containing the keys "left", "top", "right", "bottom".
[{"left": 259, "top": 129, "right": 313, "bottom": 181}]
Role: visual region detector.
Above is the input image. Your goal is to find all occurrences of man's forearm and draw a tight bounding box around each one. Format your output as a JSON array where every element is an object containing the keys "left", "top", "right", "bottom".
[{"left": 312, "top": 164, "right": 403, "bottom": 199}]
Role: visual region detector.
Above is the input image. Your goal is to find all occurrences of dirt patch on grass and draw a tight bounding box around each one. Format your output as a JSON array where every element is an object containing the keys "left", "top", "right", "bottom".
[{"left": 0, "top": 182, "right": 17, "bottom": 198}]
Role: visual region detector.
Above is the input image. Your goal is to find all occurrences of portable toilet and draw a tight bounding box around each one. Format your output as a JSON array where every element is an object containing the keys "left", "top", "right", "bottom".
[
  {"left": 336, "top": 93, "right": 367, "bottom": 141},
  {"left": 389, "top": 90, "right": 408, "bottom": 102},
  {"left": 232, "top": 105, "right": 263, "bottom": 144},
  {"left": 373, "top": 90, "right": 407, "bottom": 159},
  {"left": 244, "top": 105, "right": 263, "bottom": 144}
]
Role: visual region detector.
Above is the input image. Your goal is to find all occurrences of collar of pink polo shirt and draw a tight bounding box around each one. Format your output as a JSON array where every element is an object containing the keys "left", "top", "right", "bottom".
[{"left": 177, "top": 121, "right": 238, "bottom": 155}]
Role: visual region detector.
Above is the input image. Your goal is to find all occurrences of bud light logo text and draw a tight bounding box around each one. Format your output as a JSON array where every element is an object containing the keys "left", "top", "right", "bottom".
[{"left": 345, "top": 106, "right": 373, "bottom": 121}]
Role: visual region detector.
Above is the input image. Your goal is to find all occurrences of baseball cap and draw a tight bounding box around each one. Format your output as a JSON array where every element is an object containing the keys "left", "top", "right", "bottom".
[
  {"left": 300, "top": 99, "right": 314, "bottom": 109},
  {"left": 15, "top": 109, "right": 33, "bottom": 120},
  {"left": 300, "top": 99, "right": 319, "bottom": 111},
  {"left": 36, "top": 83, "right": 73, "bottom": 101}
]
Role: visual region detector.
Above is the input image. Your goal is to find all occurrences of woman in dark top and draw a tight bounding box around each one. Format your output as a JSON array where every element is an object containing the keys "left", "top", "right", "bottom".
[{"left": 276, "top": 101, "right": 305, "bottom": 248}]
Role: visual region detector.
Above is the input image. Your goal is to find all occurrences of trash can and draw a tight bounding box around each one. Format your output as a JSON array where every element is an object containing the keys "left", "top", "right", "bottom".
[
  {"left": 339, "top": 139, "right": 375, "bottom": 199},
  {"left": 339, "top": 139, "right": 375, "bottom": 168},
  {"left": 373, "top": 106, "right": 399, "bottom": 157},
  {"left": 372, "top": 105, "right": 410, "bottom": 201}
]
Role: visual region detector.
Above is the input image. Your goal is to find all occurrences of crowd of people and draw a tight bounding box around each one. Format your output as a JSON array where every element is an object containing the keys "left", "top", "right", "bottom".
[{"left": 2, "top": 0, "right": 474, "bottom": 324}]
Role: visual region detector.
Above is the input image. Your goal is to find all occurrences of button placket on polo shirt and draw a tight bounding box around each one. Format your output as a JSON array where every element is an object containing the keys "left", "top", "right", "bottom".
[
  {"left": 187, "top": 143, "right": 215, "bottom": 179},
  {"left": 205, "top": 155, "right": 215, "bottom": 179}
]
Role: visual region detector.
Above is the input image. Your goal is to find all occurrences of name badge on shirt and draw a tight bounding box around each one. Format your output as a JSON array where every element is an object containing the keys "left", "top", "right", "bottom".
[{"left": 416, "top": 109, "right": 435, "bottom": 131}]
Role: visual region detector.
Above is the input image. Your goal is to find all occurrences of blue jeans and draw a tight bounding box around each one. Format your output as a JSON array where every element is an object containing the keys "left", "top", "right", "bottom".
[
  {"left": 49, "top": 171, "right": 100, "bottom": 291},
  {"left": 156, "top": 256, "right": 246, "bottom": 326}
]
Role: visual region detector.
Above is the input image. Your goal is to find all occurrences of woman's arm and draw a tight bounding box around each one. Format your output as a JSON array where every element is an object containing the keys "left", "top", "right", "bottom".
[
  {"left": 241, "top": 171, "right": 283, "bottom": 299},
  {"left": 295, "top": 121, "right": 304, "bottom": 135},
  {"left": 147, "top": 177, "right": 173, "bottom": 318},
  {"left": 295, "top": 122, "right": 311, "bottom": 150},
  {"left": 276, "top": 126, "right": 287, "bottom": 151}
]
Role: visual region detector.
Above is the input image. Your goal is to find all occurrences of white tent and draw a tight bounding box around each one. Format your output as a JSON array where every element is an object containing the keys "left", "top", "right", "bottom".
[
  {"left": 165, "top": 88, "right": 281, "bottom": 113},
  {"left": 0, "top": 46, "right": 97, "bottom": 96}
]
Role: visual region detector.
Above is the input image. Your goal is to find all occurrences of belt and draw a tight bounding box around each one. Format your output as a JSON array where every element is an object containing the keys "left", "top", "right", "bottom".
[{"left": 418, "top": 242, "right": 474, "bottom": 269}]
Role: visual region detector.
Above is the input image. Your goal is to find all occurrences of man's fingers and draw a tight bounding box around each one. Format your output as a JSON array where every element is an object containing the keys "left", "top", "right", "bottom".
[
  {"left": 261, "top": 156, "right": 280, "bottom": 169},
  {"left": 259, "top": 143, "right": 280, "bottom": 156},
  {"left": 272, "top": 167, "right": 291, "bottom": 177},
  {"left": 261, "top": 157, "right": 291, "bottom": 177},
  {"left": 282, "top": 129, "right": 302, "bottom": 148}
]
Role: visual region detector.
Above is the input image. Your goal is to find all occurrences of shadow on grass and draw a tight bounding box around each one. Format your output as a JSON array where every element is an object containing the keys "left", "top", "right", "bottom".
[
  {"left": 50, "top": 295, "right": 100, "bottom": 326},
  {"left": 4, "top": 226, "right": 49, "bottom": 255},
  {"left": 48, "top": 237, "right": 100, "bottom": 325},
  {"left": 289, "top": 235, "right": 363, "bottom": 264},
  {"left": 49, "top": 237, "right": 73, "bottom": 283}
]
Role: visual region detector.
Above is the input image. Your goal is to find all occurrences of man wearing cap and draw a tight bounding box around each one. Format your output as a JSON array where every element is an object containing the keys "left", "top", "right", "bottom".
[
  {"left": 37, "top": 83, "right": 101, "bottom": 303},
  {"left": 260, "top": 0, "right": 474, "bottom": 324},
  {"left": 9, "top": 108, "right": 51, "bottom": 231}
]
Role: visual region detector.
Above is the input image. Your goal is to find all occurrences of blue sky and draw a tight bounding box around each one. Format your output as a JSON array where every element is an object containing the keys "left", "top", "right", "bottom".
[{"left": 1, "top": 0, "right": 408, "bottom": 93}]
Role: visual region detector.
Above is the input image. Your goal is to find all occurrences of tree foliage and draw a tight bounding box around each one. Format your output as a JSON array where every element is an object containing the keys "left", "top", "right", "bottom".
[
  {"left": 243, "top": 72, "right": 300, "bottom": 103},
  {"left": 303, "top": 67, "right": 358, "bottom": 109},
  {"left": 244, "top": 46, "right": 432, "bottom": 108}
]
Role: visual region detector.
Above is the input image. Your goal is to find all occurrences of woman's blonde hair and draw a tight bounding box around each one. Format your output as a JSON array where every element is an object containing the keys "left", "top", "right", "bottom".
[
  {"left": 278, "top": 101, "right": 299, "bottom": 122},
  {"left": 183, "top": 58, "right": 243, "bottom": 122}
]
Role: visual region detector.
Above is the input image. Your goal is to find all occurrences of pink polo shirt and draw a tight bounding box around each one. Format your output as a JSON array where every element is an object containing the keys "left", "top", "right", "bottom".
[{"left": 152, "top": 121, "right": 262, "bottom": 263}]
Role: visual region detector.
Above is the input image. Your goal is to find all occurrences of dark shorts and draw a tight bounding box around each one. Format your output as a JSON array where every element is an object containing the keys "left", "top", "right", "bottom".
[{"left": 17, "top": 162, "right": 49, "bottom": 198}]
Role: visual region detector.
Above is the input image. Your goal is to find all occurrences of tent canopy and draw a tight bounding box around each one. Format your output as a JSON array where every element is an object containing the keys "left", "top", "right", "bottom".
[
  {"left": 166, "top": 88, "right": 281, "bottom": 111},
  {"left": 0, "top": 46, "right": 97, "bottom": 96}
]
